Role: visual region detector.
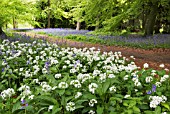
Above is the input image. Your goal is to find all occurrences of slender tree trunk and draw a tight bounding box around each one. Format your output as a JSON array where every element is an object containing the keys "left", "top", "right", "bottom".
[
  {"left": 144, "top": 4, "right": 158, "bottom": 36},
  {"left": 13, "top": 17, "right": 17, "bottom": 29},
  {"left": 95, "top": 16, "right": 100, "bottom": 30},
  {"left": 47, "top": 0, "right": 51, "bottom": 28},
  {"left": 76, "top": 18, "right": 81, "bottom": 30}
]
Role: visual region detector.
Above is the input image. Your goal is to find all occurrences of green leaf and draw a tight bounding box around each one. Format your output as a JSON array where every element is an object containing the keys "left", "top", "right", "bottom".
[
  {"left": 37, "top": 107, "right": 48, "bottom": 114},
  {"left": 133, "top": 106, "right": 140, "bottom": 113},
  {"left": 35, "top": 95, "right": 59, "bottom": 106},
  {"left": 52, "top": 107, "right": 62, "bottom": 114},
  {"left": 75, "top": 105, "right": 84, "bottom": 110},
  {"left": 58, "top": 89, "right": 65, "bottom": 96},
  {"left": 123, "top": 100, "right": 129, "bottom": 107},
  {"left": 144, "top": 111, "right": 154, "bottom": 114},
  {"left": 138, "top": 104, "right": 149, "bottom": 110},
  {"left": 161, "top": 103, "right": 170, "bottom": 110},
  {"left": 97, "top": 105, "right": 104, "bottom": 114},
  {"left": 102, "top": 81, "right": 110, "bottom": 94},
  {"left": 75, "top": 100, "right": 88, "bottom": 105},
  {"left": 155, "top": 106, "right": 161, "bottom": 114},
  {"left": 12, "top": 101, "right": 21, "bottom": 113},
  {"left": 128, "top": 100, "right": 136, "bottom": 108}
]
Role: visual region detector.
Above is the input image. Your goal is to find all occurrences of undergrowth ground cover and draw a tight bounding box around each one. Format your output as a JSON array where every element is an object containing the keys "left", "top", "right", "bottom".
[
  {"left": 0, "top": 33, "right": 170, "bottom": 114},
  {"left": 31, "top": 28, "right": 170, "bottom": 49}
]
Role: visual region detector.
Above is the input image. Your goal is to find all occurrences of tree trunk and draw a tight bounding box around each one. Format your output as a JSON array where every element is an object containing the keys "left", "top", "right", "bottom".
[
  {"left": 95, "top": 15, "right": 100, "bottom": 30},
  {"left": 144, "top": 4, "right": 158, "bottom": 36},
  {"left": 76, "top": 18, "right": 81, "bottom": 30},
  {"left": 47, "top": 0, "right": 51, "bottom": 28},
  {"left": 13, "top": 17, "right": 18, "bottom": 29},
  {"left": 0, "top": 27, "right": 7, "bottom": 39}
]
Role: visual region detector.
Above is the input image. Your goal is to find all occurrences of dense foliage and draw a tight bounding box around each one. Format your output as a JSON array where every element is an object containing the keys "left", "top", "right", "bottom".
[
  {"left": 0, "top": 38, "right": 170, "bottom": 113},
  {"left": 1, "top": 0, "right": 170, "bottom": 36}
]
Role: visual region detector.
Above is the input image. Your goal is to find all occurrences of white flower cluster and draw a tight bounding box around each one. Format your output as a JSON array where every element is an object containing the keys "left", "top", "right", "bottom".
[
  {"left": 88, "top": 110, "right": 95, "bottom": 114},
  {"left": 149, "top": 95, "right": 167, "bottom": 108},
  {"left": 145, "top": 76, "right": 153, "bottom": 83},
  {"left": 89, "top": 83, "right": 98, "bottom": 94},
  {"left": 1, "top": 88, "right": 15, "bottom": 100},
  {"left": 131, "top": 72, "right": 141, "bottom": 86},
  {"left": 89, "top": 99, "right": 97, "bottom": 107},
  {"left": 109, "top": 86, "right": 116, "bottom": 92},
  {"left": 75, "top": 92, "right": 82, "bottom": 99},
  {"left": 70, "top": 80, "right": 82, "bottom": 88},
  {"left": 58, "top": 82, "right": 69, "bottom": 89},
  {"left": 66, "top": 102, "right": 76, "bottom": 111},
  {"left": 18, "top": 85, "right": 32, "bottom": 100},
  {"left": 160, "top": 75, "right": 169, "bottom": 83}
]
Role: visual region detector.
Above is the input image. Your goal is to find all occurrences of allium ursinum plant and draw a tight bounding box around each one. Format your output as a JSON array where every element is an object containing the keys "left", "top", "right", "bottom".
[{"left": 0, "top": 39, "right": 170, "bottom": 114}]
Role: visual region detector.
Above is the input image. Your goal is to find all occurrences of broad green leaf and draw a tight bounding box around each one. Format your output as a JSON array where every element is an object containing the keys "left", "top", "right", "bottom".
[
  {"left": 52, "top": 107, "right": 62, "bottom": 114},
  {"left": 12, "top": 101, "right": 21, "bottom": 113},
  {"left": 75, "top": 105, "right": 84, "bottom": 110},
  {"left": 102, "top": 81, "right": 110, "bottom": 94},
  {"left": 133, "top": 106, "right": 140, "bottom": 113},
  {"left": 155, "top": 106, "right": 161, "bottom": 114},
  {"left": 97, "top": 105, "right": 104, "bottom": 114},
  {"left": 138, "top": 104, "right": 149, "bottom": 110},
  {"left": 76, "top": 100, "right": 88, "bottom": 105},
  {"left": 161, "top": 103, "right": 170, "bottom": 110}
]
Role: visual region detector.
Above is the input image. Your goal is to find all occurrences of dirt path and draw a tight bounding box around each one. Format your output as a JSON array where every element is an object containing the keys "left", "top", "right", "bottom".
[{"left": 17, "top": 32, "right": 170, "bottom": 70}]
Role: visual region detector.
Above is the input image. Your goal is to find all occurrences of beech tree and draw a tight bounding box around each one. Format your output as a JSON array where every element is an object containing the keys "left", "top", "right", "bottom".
[{"left": 0, "top": 0, "right": 35, "bottom": 36}]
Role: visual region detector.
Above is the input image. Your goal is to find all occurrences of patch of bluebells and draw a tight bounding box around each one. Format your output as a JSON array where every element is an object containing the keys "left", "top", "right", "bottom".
[{"left": 32, "top": 28, "right": 170, "bottom": 48}]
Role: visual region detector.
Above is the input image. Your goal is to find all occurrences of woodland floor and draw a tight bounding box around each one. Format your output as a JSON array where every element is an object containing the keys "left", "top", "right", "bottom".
[{"left": 18, "top": 32, "right": 170, "bottom": 70}]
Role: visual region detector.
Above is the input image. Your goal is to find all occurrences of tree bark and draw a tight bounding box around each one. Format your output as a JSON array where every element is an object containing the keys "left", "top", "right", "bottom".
[
  {"left": 0, "top": 27, "right": 7, "bottom": 38},
  {"left": 13, "top": 17, "right": 18, "bottom": 29},
  {"left": 95, "top": 15, "right": 100, "bottom": 30},
  {"left": 47, "top": 0, "right": 51, "bottom": 28},
  {"left": 76, "top": 18, "right": 81, "bottom": 30},
  {"left": 144, "top": 4, "right": 158, "bottom": 36}
]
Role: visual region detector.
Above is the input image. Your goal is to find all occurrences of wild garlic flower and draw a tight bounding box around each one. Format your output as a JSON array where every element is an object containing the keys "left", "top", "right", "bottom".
[
  {"left": 89, "top": 99, "right": 97, "bottom": 107},
  {"left": 108, "top": 74, "right": 116, "bottom": 78},
  {"left": 48, "top": 105, "right": 54, "bottom": 111},
  {"left": 28, "top": 95, "right": 34, "bottom": 100},
  {"left": 42, "top": 84, "right": 52, "bottom": 92},
  {"left": 75, "top": 92, "right": 82, "bottom": 99},
  {"left": 149, "top": 95, "right": 167, "bottom": 108},
  {"left": 58, "top": 82, "right": 69, "bottom": 89},
  {"left": 155, "top": 82, "right": 162, "bottom": 87},
  {"left": 55, "top": 74, "right": 62, "bottom": 78},
  {"left": 159, "top": 64, "right": 165, "bottom": 68},
  {"left": 109, "top": 86, "right": 116, "bottom": 92},
  {"left": 1, "top": 88, "right": 15, "bottom": 100},
  {"left": 88, "top": 110, "right": 95, "bottom": 114},
  {"left": 89, "top": 83, "right": 98, "bottom": 94},
  {"left": 123, "top": 75, "right": 129, "bottom": 80},
  {"left": 143, "top": 63, "right": 149, "bottom": 68},
  {"left": 160, "top": 75, "right": 169, "bottom": 83},
  {"left": 66, "top": 102, "right": 75, "bottom": 111},
  {"left": 145, "top": 76, "right": 153, "bottom": 83},
  {"left": 70, "top": 80, "right": 81, "bottom": 88},
  {"left": 124, "top": 95, "right": 130, "bottom": 98}
]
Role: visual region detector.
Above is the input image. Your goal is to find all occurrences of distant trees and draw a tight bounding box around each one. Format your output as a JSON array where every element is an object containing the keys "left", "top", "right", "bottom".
[
  {"left": 0, "top": 0, "right": 169, "bottom": 36},
  {"left": 0, "top": 0, "right": 35, "bottom": 36}
]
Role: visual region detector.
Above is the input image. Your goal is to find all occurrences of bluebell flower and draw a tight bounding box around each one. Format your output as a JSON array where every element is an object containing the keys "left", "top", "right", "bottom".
[
  {"left": 2, "top": 68, "right": 4, "bottom": 72},
  {"left": 147, "top": 90, "right": 152, "bottom": 94},
  {"left": 152, "top": 84, "right": 156, "bottom": 92},
  {"left": 26, "top": 60, "right": 30, "bottom": 65}
]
